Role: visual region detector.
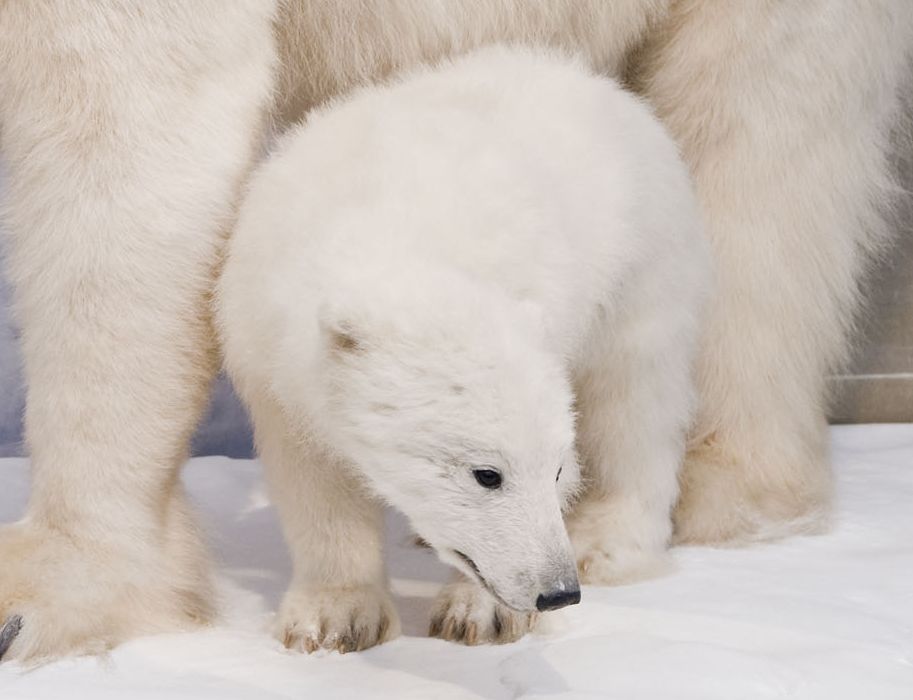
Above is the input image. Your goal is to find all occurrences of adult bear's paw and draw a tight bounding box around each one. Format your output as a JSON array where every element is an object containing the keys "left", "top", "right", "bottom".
[
  {"left": 673, "top": 439, "right": 832, "bottom": 545},
  {"left": 0, "top": 517, "right": 213, "bottom": 664},
  {"left": 429, "top": 580, "right": 538, "bottom": 645},
  {"left": 277, "top": 584, "right": 400, "bottom": 654}
]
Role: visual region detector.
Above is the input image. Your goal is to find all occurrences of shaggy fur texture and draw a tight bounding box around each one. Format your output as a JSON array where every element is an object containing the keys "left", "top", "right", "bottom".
[
  {"left": 217, "top": 47, "right": 709, "bottom": 649},
  {"left": 0, "top": 0, "right": 910, "bottom": 661}
]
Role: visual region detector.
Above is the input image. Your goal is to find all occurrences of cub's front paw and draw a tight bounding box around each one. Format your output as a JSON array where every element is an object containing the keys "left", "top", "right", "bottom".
[
  {"left": 277, "top": 584, "right": 400, "bottom": 654},
  {"left": 574, "top": 544, "right": 673, "bottom": 586},
  {"left": 567, "top": 497, "right": 674, "bottom": 586},
  {"left": 429, "top": 580, "right": 537, "bottom": 645}
]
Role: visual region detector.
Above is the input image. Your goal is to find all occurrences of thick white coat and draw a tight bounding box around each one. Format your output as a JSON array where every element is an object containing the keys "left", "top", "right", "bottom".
[
  {"left": 0, "top": 0, "right": 910, "bottom": 660},
  {"left": 218, "top": 46, "right": 710, "bottom": 647}
]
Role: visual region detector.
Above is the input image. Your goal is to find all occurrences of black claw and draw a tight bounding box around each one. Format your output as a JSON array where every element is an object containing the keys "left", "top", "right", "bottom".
[
  {"left": 454, "top": 620, "right": 467, "bottom": 642},
  {"left": 0, "top": 615, "right": 23, "bottom": 661},
  {"left": 492, "top": 609, "right": 503, "bottom": 638},
  {"left": 337, "top": 632, "right": 357, "bottom": 654}
]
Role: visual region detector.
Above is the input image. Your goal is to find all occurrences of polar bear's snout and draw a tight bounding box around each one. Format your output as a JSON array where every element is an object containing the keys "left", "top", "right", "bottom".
[
  {"left": 452, "top": 545, "right": 581, "bottom": 612},
  {"left": 536, "top": 579, "right": 582, "bottom": 612},
  {"left": 537, "top": 586, "right": 581, "bottom": 612},
  {"left": 440, "top": 510, "right": 581, "bottom": 613},
  {"left": 534, "top": 554, "right": 581, "bottom": 611}
]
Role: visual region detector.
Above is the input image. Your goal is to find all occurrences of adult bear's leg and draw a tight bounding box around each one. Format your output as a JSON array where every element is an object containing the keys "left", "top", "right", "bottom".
[
  {"left": 632, "top": 1, "right": 913, "bottom": 543},
  {"left": 0, "top": 1, "right": 277, "bottom": 661}
]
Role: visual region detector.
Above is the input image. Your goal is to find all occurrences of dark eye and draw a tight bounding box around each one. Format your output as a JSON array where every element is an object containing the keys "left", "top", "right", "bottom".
[
  {"left": 473, "top": 468, "right": 502, "bottom": 489},
  {"left": 556, "top": 466, "right": 563, "bottom": 483}
]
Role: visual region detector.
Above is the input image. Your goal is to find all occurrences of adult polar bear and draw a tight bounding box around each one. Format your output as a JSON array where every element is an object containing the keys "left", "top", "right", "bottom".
[{"left": 0, "top": 0, "right": 910, "bottom": 662}]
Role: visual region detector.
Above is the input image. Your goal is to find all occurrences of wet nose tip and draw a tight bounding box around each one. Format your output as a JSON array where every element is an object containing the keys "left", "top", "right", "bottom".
[{"left": 536, "top": 587, "right": 581, "bottom": 612}]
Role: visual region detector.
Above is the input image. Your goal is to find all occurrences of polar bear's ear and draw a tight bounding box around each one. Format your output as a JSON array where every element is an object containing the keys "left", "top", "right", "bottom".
[
  {"left": 327, "top": 323, "right": 362, "bottom": 353},
  {"left": 317, "top": 307, "right": 365, "bottom": 356}
]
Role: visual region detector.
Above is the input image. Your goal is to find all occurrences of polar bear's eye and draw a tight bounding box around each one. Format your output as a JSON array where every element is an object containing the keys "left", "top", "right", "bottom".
[
  {"left": 556, "top": 466, "right": 563, "bottom": 483},
  {"left": 473, "top": 468, "right": 502, "bottom": 490}
]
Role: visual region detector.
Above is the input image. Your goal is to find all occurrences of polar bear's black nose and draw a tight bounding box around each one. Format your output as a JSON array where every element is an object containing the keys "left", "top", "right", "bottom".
[{"left": 536, "top": 588, "right": 581, "bottom": 611}]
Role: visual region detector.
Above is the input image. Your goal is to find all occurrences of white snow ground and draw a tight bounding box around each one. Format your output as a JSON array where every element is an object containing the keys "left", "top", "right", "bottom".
[{"left": 0, "top": 424, "right": 911, "bottom": 699}]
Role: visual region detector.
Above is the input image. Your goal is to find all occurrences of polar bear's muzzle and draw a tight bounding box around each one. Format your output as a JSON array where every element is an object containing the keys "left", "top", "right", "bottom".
[
  {"left": 452, "top": 549, "right": 581, "bottom": 613},
  {"left": 535, "top": 586, "right": 582, "bottom": 612}
]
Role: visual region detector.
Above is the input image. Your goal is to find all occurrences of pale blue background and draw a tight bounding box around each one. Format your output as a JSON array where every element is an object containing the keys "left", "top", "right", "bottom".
[{"left": 0, "top": 165, "right": 254, "bottom": 458}]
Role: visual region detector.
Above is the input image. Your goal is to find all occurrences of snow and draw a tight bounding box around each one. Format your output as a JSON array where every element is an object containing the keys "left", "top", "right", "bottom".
[{"left": 1, "top": 424, "right": 912, "bottom": 699}]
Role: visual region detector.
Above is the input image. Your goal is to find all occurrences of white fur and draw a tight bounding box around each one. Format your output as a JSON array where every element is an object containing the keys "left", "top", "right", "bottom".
[
  {"left": 0, "top": 0, "right": 278, "bottom": 661},
  {"left": 0, "top": 0, "right": 910, "bottom": 661},
  {"left": 217, "top": 46, "right": 710, "bottom": 649},
  {"left": 634, "top": 1, "right": 913, "bottom": 543}
]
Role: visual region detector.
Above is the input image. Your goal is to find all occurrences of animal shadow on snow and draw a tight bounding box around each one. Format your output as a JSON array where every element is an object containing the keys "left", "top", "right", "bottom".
[{"left": 185, "top": 458, "right": 453, "bottom": 634}]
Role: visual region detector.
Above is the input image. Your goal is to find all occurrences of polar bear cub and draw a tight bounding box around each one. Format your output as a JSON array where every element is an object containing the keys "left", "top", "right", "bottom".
[{"left": 217, "top": 46, "right": 710, "bottom": 652}]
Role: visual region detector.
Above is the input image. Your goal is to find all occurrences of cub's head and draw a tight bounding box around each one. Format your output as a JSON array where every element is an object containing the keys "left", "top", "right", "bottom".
[{"left": 304, "top": 289, "right": 582, "bottom": 613}]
